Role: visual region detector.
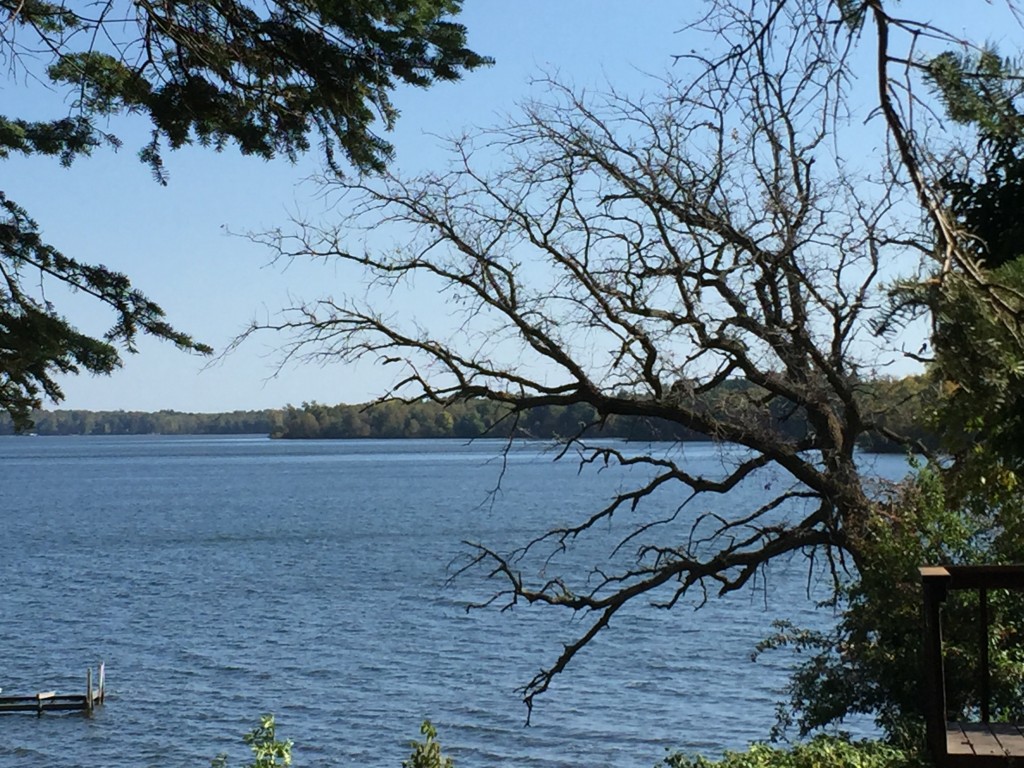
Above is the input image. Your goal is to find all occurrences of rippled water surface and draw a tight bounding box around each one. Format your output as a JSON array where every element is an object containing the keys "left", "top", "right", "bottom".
[{"left": 0, "top": 436, "right": 905, "bottom": 767}]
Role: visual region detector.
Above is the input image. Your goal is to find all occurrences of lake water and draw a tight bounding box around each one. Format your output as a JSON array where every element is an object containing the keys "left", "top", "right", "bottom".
[{"left": 0, "top": 436, "right": 906, "bottom": 767}]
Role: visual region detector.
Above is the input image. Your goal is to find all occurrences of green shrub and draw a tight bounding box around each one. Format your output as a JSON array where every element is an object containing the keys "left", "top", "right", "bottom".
[
  {"left": 756, "top": 463, "right": 1024, "bottom": 750},
  {"left": 213, "top": 716, "right": 453, "bottom": 768},
  {"left": 658, "top": 736, "right": 921, "bottom": 768},
  {"left": 211, "top": 715, "right": 292, "bottom": 768},
  {"left": 403, "top": 720, "right": 454, "bottom": 768}
]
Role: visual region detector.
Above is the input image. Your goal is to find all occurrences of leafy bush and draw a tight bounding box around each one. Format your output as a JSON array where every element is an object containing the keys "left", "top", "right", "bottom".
[
  {"left": 403, "top": 720, "right": 454, "bottom": 768},
  {"left": 213, "top": 717, "right": 455, "bottom": 768},
  {"left": 658, "top": 736, "right": 920, "bottom": 768},
  {"left": 211, "top": 715, "right": 292, "bottom": 768},
  {"left": 758, "top": 464, "right": 1024, "bottom": 749}
]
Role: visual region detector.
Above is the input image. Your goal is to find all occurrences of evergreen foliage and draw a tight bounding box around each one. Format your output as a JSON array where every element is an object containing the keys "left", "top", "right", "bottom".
[
  {"left": 0, "top": 193, "right": 212, "bottom": 431},
  {"left": 0, "top": 0, "right": 488, "bottom": 431},
  {"left": 920, "top": 45, "right": 1024, "bottom": 481}
]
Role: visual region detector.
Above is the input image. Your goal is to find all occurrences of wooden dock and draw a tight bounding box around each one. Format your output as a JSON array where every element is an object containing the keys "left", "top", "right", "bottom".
[{"left": 0, "top": 664, "right": 105, "bottom": 715}]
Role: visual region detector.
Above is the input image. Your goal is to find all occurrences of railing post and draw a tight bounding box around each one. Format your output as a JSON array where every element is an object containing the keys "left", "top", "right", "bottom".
[
  {"left": 980, "top": 588, "right": 991, "bottom": 723},
  {"left": 921, "top": 567, "right": 950, "bottom": 767}
]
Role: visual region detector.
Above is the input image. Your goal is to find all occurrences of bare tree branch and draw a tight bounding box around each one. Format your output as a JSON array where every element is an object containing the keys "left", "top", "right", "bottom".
[{"left": 240, "top": 0, "right": 987, "bottom": 713}]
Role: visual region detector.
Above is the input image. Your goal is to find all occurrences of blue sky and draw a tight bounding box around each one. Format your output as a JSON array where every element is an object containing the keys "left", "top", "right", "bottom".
[{"left": 7, "top": 1, "right": 1010, "bottom": 412}]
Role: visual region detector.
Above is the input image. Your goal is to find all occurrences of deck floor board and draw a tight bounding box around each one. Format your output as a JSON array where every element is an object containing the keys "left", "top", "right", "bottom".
[
  {"left": 989, "top": 723, "right": 1024, "bottom": 756},
  {"left": 947, "top": 722, "right": 1024, "bottom": 762},
  {"left": 959, "top": 724, "right": 1010, "bottom": 757},
  {"left": 948, "top": 723, "right": 976, "bottom": 756}
]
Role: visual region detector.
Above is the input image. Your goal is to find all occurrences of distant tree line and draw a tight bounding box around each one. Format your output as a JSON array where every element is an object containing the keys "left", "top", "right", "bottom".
[
  {"left": 0, "top": 375, "right": 936, "bottom": 450},
  {"left": 273, "top": 376, "right": 937, "bottom": 450},
  {"left": 274, "top": 397, "right": 699, "bottom": 441},
  {"left": 0, "top": 409, "right": 284, "bottom": 436}
]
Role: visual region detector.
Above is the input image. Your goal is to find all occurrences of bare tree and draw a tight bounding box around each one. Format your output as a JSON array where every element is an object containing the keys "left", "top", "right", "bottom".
[{"left": 242, "top": 0, "right": 1014, "bottom": 716}]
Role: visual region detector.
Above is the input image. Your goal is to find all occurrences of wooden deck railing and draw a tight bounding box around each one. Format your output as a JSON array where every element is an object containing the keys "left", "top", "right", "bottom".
[{"left": 920, "top": 565, "right": 1024, "bottom": 767}]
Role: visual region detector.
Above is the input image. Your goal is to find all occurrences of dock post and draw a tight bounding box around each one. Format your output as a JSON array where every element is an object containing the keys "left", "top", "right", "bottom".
[
  {"left": 86, "top": 667, "right": 93, "bottom": 714},
  {"left": 98, "top": 662, "right": 105, "bottom": 704}
]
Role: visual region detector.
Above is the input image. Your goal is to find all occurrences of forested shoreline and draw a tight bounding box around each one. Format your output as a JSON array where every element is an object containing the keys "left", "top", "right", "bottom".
[
  {"left": 0, "top": 408, "right": 283, "bottom": 437},
  {"left": 1, "top": 375, "right": 935, "bottom": 451}
]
